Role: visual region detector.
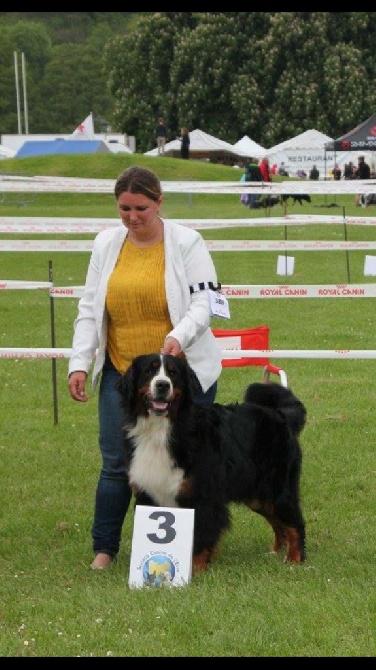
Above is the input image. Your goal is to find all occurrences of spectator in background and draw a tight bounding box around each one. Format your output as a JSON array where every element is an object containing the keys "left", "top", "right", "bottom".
[
  {"left": 243, "top": 158, "right": 263, "bottom": 209},
  {"left": 309, "top": 165, "right": 320, "bottom": 180},
  {"left": 354, "top": 155, "right": 371, "bottom": 205},
  {"left": 179, "top": 126, "right": 190, "bottom": 159},
  {"left": 259, "top": 156, "right": 272, "bottom": 182},
  {"left": 155, "top": 116, "right": 167, "bottom": 155},
  {"left": 270, "top": 163, "right": 278, "bottom": 175},
  {"left": 332, "top": 164, "right": 342, "bottom": 180},
  {"left": 344, "top": 162, "right": 355, "bottom": 179},
  {"left": 278, "top": 162, "right": 289, "bottom": 176}
]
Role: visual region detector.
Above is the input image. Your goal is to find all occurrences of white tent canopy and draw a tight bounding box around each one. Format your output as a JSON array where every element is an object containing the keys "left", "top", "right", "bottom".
[
  {"left": 144, "top": 128, "right": 238, "bottom": 159},
  {"left": 0, "top": 145, "right": 15, "bottom": 159},
  {"left": 232, "top": 135, "right": 266, "bottom": 158},
  {"left": 266, "top": 128, "right": 375, "bottom": 177},
  {"left": 265, "top": 129, "right": 334, "bottom": 176}
]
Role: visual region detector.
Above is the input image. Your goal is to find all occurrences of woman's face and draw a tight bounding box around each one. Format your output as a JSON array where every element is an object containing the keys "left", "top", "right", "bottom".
[{"left": 116, "top": 192, "right": 163, "bottom": 238}]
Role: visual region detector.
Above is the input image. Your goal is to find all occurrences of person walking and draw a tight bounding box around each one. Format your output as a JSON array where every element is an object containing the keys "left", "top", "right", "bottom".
[
  {"left": 68, "top": 165, "right": 223, "bottom": 569},
  {"left": 155, "top": 116, "right": 167, "bottom": 155}
]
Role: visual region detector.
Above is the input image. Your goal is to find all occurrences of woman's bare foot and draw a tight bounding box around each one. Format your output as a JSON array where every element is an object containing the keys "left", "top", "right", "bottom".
[{"left": 90, "top": 553, "right": 113, "bottom": 569}]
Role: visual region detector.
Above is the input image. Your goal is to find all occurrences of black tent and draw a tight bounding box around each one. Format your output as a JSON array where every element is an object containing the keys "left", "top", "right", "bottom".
[{"left": 325, "top": 113, "right": 376, "bottom": 152}]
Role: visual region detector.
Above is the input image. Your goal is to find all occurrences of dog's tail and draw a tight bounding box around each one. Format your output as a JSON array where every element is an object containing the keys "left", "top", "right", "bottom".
[{"left": 243, "top": 382, "right": 307, "bottom": 436}]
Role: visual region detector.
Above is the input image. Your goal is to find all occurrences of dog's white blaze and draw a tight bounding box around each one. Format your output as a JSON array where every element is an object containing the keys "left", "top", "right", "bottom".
[
  {"left": 128, "top": 414, "right": 184, "bottom": 508},
  {"left": 149, "top": 355, "right": 173, "bottom": 399}
]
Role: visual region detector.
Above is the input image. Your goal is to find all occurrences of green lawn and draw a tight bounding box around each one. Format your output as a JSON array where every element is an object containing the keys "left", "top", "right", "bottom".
[{"left": 0, "top": 154, "right": 375, "bottom": 657}]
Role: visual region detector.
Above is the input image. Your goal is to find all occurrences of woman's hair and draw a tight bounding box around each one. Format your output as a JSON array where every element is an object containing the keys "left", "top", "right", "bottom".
[{"left": 114, "top": 166, "right": 162, "bottom": 202}]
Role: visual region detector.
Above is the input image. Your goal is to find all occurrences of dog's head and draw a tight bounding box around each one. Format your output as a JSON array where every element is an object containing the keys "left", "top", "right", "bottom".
[{"left": 118, "top": 353, "right": 202, "bottom": 420}]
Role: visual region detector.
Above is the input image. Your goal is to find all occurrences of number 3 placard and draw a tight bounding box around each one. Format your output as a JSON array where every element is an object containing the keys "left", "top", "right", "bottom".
[{"left": 128, "top": 505, "right": 195, "bottom": 589}]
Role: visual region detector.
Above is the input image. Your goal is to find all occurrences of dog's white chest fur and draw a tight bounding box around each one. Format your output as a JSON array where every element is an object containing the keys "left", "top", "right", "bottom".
[{"left": 127, "top": 415, "right": 184, "bottom": 508}]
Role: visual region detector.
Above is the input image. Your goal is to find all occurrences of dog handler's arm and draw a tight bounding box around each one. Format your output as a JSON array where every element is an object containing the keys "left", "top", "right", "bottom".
[{"left": 68, "top": 370, "right": 89, "bottom": 402}]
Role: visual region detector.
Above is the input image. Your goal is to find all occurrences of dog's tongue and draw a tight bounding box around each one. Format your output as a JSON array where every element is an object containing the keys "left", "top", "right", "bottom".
[{"left": 151, "top": 401, "right": 169, "bottom": 411}]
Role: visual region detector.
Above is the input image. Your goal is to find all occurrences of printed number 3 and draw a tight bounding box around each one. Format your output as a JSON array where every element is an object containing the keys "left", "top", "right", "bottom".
[{"left": 147, "top": 510, "right": 176, "bottom": 544}]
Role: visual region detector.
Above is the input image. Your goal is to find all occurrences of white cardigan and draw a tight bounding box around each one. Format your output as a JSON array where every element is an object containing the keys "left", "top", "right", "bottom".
[{"left": 68, "top": 220, "right": 223, "bottom": 392}]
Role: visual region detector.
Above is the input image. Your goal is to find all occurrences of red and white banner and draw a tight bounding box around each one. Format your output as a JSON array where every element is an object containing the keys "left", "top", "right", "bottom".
[
  {"left": 1, "top": 281, "right": 375, "bottom": 298},
  {"left": 221, "top": 284, "right": 376, "bottom": 298}
]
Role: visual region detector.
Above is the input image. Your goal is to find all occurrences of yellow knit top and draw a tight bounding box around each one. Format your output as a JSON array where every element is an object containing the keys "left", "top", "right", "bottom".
[{"left": 106, "top": 238, "right": 173, "bottom": 374}]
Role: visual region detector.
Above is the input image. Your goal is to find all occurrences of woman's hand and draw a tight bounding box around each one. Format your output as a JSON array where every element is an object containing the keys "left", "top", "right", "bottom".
[
  {"left": 68, "top": 371, "right": 89, "bottom": 402},
  {"left": 162, "top": 336, "right": 182, "bottom": 356}
]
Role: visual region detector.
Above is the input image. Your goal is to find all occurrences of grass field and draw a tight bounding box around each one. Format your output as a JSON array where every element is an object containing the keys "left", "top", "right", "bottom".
[{"left": 0, "top": 154, "right": 375, "bottom": 657}]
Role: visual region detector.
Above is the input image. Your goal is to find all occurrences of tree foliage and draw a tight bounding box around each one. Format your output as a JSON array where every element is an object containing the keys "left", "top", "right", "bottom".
[
  {"left": 0, "top": 12, "right": 137, "bottom": 134},
  {"left": 105, "top": 12, "right": 376, "bottom": 152},
  {"left": 2, "top": 12, "right": 376, "bottom": 151}
]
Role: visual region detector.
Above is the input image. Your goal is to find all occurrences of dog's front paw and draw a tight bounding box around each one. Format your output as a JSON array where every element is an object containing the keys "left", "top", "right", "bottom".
[{"left": 192, "top": 549, "right": 212, "bottom": 573}]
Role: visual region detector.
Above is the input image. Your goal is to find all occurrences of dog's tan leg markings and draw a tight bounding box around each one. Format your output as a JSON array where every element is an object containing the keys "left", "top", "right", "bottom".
[
  {"left": 193, "top": 549, "right": 212, "bottom": 573},
  {"left": 192, "top": 544, "right": 220, "bottom": 573},
  {"left": 271, "top": 525, "right": 289, "bottom": 552},
  {"left": 247, "top": 501, "right": 300, "bottom": 558},
  {"left": 284, "top": 527, "right": 303, "bottom": 563}
]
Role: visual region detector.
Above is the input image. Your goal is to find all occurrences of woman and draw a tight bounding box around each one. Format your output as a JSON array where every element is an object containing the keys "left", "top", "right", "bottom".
[
  {"left": 179, "top": 127, "right": 190, "bottom": 159},
  {"left": 68, "top": 165, "right": 223, "bottom": 569}
]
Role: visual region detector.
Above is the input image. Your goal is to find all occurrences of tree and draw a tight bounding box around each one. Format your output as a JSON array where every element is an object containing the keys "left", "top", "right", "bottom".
[
  {"left": 169, "top": 13, "right": 272, "bottom": 144},
  {"left": 2, "top": 13, "right": 376, "bottom": 147},
  {"left": 0, "top": 30, "right": 19, "bottom": 132},
  {"left": 0, "top": 13, "right": 140, "bottom": 134},
  {"left": 0, "top": 21, "right": 52, "bottom": 133},
  {"left": 104, "top": 11, "right": 376, "bottom": 151},
  {"left": 104, "top": 13, "right": 200, "bottom": 151},
  {"left": 37, "top": 41, "right": 113, "bottom": 133}
]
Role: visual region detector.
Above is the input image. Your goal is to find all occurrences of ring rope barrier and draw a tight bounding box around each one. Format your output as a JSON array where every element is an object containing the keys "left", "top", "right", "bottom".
[
  {"left": 2, "top": 239, "right": 376, "bottom": 252},
  {"left": 2, "top": 175, "right": 376, "bottom": 194},
  {"left": 2, "top": 215, "right": 376, "bottom": 231},
  {"left": 1, "top": 347, "right": 376, "bottom": 360}
]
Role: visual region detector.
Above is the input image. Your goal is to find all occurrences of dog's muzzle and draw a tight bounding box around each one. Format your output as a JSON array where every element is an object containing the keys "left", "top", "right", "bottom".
[{"left": 145, "top": 378, "right": 173, "bottom": 416}]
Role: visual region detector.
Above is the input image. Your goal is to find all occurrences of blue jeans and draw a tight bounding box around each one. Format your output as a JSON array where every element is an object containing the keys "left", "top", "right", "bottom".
[{"left": 92, "top": 354, "right": 218, "bottom": 557}]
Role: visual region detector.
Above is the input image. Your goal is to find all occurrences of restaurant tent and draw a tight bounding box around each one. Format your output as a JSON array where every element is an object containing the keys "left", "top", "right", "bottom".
[{"left": 265, "top": 129, "right": 333, "bottom": 177}]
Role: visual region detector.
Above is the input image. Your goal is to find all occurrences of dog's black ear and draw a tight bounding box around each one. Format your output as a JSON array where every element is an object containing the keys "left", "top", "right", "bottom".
[
  {"left": 117, "top": 360, "right": 136, "bottom": 412},
  {"left": 187, "top": 363, "right": 203, "bottom": 399}
]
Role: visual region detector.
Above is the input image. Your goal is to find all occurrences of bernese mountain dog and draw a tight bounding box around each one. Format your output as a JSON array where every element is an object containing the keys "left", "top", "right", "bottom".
[{"left": 118, "top": 353, "right": 307, "bottom": 573}]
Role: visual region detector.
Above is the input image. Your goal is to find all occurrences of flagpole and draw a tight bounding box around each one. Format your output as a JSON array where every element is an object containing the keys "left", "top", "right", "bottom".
[
  {"left": 22, "top": 52, "right": 29, "bottom": 134},
  {"left": 14, "top": 51, "right": 22, "bottom": 133}
]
